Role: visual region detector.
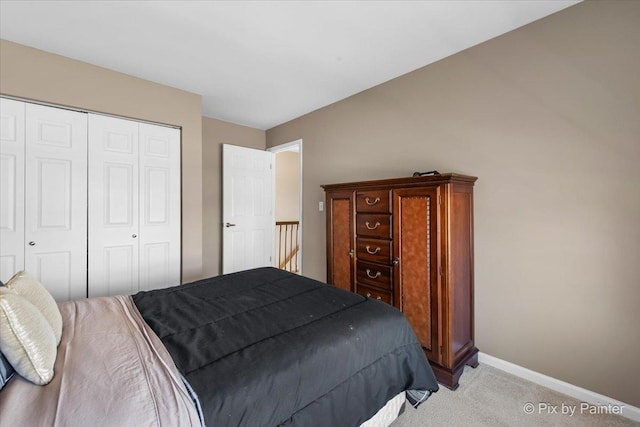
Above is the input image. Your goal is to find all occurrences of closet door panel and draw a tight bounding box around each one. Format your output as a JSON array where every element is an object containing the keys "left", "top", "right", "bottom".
[
  {"left": 25, "top": 104, "right": 87, "bottom": 301},
  {"left": 139, "top": 123, "right": 180, "bottom": 290},
  {"left": 88, "top": 114, "right": 139, "bottom": 297},
  {"left": 0, "top": 98, "right": 25, "bottom": 283},
  {"left": 103, "top": 245, "right": 137, "bottom": 296}
]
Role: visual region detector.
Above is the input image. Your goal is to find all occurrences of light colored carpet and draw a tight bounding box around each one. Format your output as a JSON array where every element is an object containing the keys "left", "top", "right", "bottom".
[{"left": 392, "top": 364, "right": 638, "bottom": 426}]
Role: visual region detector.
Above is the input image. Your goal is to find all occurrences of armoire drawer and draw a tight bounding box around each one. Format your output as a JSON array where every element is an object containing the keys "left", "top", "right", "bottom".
[
  {"left": 356, "top": 190, "right": 391, "bottom": 213},
  {"left": 356, "top": 237, "right": 391, "bottom": 264},
  {"left": 356, "top": 284, "right": 392, "bottom": 305},
  {"left": 356, "top": 214, "right": 392, "bottom": 239},
  {"left": 356, "top": 261, "right": 392, "bottom": 289}
]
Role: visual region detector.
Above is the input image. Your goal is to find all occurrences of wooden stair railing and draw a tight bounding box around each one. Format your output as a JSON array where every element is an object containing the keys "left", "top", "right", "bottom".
[
  {"left": 276, "top": 221, "right": 299, "bottom": 273},
  {"left": 279, "top": 244, "right": 299, "bottom": 270}
]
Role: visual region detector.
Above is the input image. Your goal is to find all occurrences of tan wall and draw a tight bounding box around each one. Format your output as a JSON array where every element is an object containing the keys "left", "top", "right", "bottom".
[
  {"left": 201, "top": 117, "right": 265, "bottom": 277},
  {"left": 267, "top": 1, "right": 640, "bottom": 406},
  {"left": 0, "top": 39, "right": 204, "bottom": 283},
  {"left": 275, "top": 151, "right": 300, "bottom": 221}
]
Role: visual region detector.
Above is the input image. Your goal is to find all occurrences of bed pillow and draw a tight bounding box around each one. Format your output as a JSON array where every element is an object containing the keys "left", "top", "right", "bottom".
[
  {"left": 5, "top": 271, "right": 62, "bottom": 344},
  {"left": 0, "top": 289, "right": 57, "bottom": 385}
]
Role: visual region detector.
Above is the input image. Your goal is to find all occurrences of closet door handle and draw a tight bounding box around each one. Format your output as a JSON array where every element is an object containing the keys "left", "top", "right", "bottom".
[
  {"left": 365, "top": 221, "right": 380, "bottom": 230},
  {"left": 366, "top": 269, "right": 381, "bottom": 279},
  {"left": 225, "top": 223, "right": 236, "bottom": 228},
  {"left": 28, "top": 241, "right": 36, "bottom": 246},
  {"left": 365, "top": 197, "right": 380, "bottom": 205},
  {"left": 365, "top": 245, "right": 380, "bottom": 254},
  {"left": 132, "top": 234, "right": 137, "bottom": 238}
]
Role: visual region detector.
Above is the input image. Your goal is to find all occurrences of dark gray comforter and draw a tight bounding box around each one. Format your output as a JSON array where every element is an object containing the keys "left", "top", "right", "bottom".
[{"left": 133, "top": 267, "right": 438, "bottom": 427}]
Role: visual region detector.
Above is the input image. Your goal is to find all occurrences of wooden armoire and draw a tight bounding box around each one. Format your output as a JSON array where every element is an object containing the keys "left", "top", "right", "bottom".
[{"left": 322, "top": 173, "right": 478, "bottom": 389}]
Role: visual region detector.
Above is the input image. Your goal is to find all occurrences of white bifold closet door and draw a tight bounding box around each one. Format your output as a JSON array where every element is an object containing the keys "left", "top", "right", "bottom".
[
  {"left": 88, "top": 114, "right": 180, "bottom": 297},
  {"left": 0, "top": 98, "right": 26, "bottom": 284},
  {"left": 137, "top": 123, "right": 181, "bottom": 292},
  {"left": 0, "top": 98, "right": 88, "bottom": 300}
]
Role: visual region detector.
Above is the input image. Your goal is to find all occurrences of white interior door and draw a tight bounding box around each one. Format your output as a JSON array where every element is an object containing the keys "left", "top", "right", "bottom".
[
  {"left": 88, "top": 114, "right": 139, "bottom": 297},
  {"left": 222, "top": 144, "right": 275, "bottom": 274},
  {"left": 0, "top": 98, "right": 26, "bottom": 283},
  {"left": 25, "top": 103, "right": 87, "bottom": 301},
  {"left": 138, "top": 123, "right": 181, "bottom": 291}
]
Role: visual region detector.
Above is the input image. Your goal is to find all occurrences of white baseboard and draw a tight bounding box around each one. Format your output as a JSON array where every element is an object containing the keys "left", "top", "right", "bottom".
[{"left": 478, "top": 352, "right": 640, "bottom": 423}]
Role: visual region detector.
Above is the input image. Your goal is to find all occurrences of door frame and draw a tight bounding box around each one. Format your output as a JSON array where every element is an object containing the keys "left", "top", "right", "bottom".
[{"left": 268, "top": 139, "right": 303, "bottom": 274}]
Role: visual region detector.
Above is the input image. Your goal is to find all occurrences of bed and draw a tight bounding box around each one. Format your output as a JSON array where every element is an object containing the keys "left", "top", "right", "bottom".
[{"left": 0, "top": 267, "right": 438, "bottom": 426}]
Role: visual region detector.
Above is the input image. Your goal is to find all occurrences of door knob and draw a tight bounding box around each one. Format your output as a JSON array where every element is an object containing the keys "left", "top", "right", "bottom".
[
  {"left": 225, "top": 223, "right": 236, "bottom": 227},
  {"left": 132, "top": 234, "right": 137, "bottom": 238},
  {"left": 28, "top": 241, "right": 36, "bottom": 246}
]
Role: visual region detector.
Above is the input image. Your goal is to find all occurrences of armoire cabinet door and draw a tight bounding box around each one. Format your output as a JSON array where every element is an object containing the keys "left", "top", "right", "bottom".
[
  {"left": 24, "top": 104, "right": 88, "bottom": 301},
  {"left": 393, "top": 186, "right": 441, "bottom": 364},
  {"left": 0, "top": 98, "right": 26, "bottom": 283},
  {"left": 88, "top": 114, "right": 140, "bottom": 297},
  {"left": 325, "top": 190, "right": 354, "bottom": 292}
]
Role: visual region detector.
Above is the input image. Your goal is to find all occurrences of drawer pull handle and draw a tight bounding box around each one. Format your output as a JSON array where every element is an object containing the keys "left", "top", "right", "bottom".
[
  {"left": 365, "top": 292, "right": 382, "bottom": 301},
  {"left": 366, "top": 269, "right": 381, "bottom": 279},
  {"left": 365, "top": 221, "right": 380, "bottom": 230},
  {"left": 365, "top": 245, "right": 380, "bottom": 254},
  {"left": 365, "top": 197, "right": 380, "bottom": 205}
]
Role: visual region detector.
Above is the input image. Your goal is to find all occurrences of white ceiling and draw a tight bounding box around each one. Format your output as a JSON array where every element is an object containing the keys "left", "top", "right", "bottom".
[{"left": 0, "top": 1, "right": 579, "bottom": 130}]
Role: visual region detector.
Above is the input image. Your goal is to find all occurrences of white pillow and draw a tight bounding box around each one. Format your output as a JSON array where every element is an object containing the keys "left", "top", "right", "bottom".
[
  {"left": 0, "top": 289, "right": 57, "bottom": 385},
  {"left": 5, "top": 271, "right": 62, "bottom": 344}
]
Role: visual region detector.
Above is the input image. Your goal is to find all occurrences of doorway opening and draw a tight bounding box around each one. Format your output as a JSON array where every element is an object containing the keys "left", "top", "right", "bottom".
[{"left": 268, "top": 139, "right": 302, "bottom": 274}]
